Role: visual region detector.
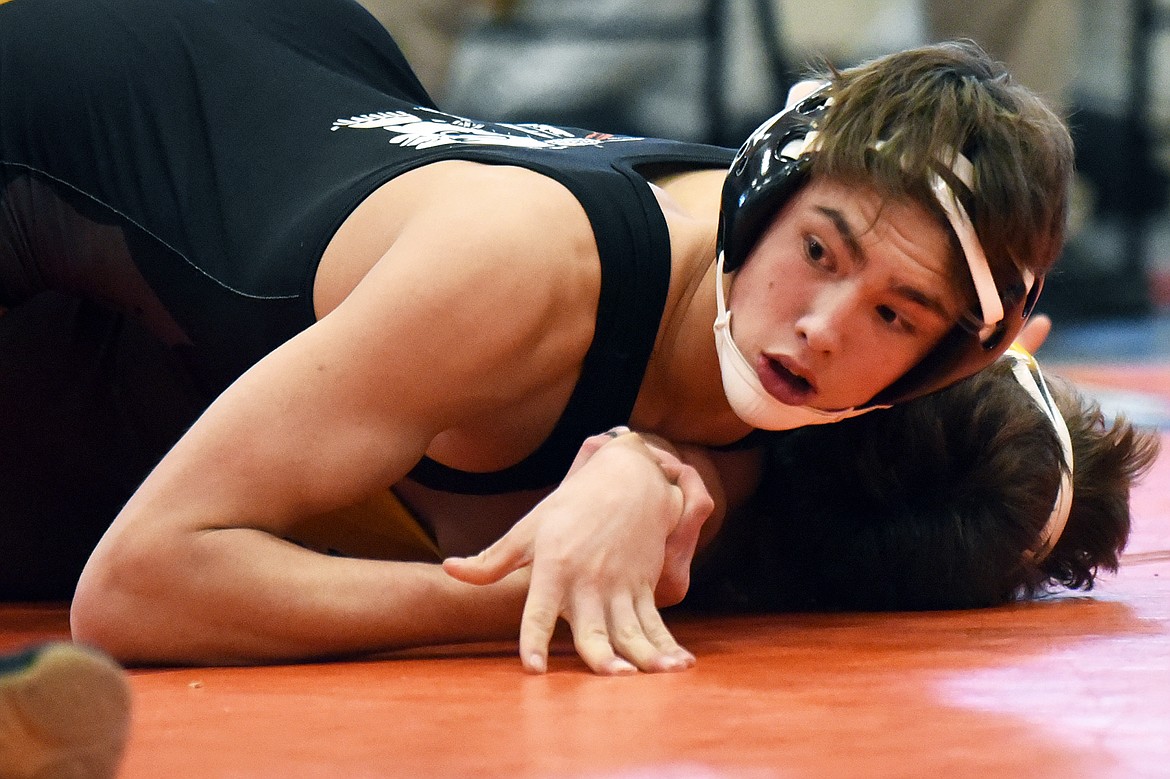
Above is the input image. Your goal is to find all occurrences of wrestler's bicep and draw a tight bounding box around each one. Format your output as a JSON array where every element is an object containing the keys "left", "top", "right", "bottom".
[
  {"left": 112, "top": 320, "right": 439, "bottom": 538},
  {"left": 125, "top": 182, "right": 598, "bottom": 536}
]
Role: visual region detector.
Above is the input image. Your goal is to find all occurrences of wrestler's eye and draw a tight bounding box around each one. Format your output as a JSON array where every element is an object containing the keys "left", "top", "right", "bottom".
[
  {"left": 876, "top": 304, "right": 915, "bottom": 334},
  {"left": 805, "top": 236, "right": 833, "bottom": 270}
]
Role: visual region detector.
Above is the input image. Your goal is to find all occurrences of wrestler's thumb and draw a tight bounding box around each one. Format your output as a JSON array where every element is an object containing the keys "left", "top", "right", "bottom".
[{"left": 442, "top": 533, "right": 533, "bottom": 585}]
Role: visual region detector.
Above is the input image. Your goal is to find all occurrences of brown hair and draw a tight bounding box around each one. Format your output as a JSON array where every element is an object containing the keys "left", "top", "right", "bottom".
[
  {"left": 1039, "top": 376, "right": 1161, "bottom": 590},
  {"left": 808, "top": 41, "right": 1075, "bottom": 308},
  {"left": 684, "top": 361, "right": 1161, "bottom": 612}
]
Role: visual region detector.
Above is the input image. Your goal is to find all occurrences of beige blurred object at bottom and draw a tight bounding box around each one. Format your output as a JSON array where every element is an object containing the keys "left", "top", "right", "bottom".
[{"left": 0, "top": 642, "right": 130, "bottom": 779}]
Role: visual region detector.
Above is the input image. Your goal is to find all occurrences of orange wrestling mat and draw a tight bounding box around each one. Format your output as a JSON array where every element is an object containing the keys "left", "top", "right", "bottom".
[{"left": 2, "top": 368, "right": 1168, "bottom": 778}]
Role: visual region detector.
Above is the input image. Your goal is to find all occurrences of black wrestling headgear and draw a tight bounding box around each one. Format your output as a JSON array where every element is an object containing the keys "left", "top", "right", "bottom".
[{"left": 719, "top": 84, "right": 828, "bottom": 274}]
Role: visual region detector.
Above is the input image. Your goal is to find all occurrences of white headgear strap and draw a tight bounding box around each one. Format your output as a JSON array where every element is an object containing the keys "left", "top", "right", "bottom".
[
  {"left": 928, "top": 155, "right": 1035, "bottom": 342},
  {"left": 781, "top": 82, "right": 1016, "bottom": 335},
  {"left": 1003, "top": 345, "right": 1074, "bottom": 562}
]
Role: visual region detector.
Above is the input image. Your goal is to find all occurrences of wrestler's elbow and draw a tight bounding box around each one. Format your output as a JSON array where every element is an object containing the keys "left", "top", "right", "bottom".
[{"left": 71, "top": 531, "right": 177, "bottom": 663}]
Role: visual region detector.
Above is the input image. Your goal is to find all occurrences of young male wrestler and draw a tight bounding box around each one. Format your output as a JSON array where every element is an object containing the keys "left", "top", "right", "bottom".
[{"left": 1, "top": 0, "right": 1073, "bottom": 673}]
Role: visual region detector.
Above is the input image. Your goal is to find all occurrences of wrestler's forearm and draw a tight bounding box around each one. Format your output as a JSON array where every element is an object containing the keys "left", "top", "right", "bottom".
[{"left": 71, "top": 529, "right": 528, "bottom": 666}]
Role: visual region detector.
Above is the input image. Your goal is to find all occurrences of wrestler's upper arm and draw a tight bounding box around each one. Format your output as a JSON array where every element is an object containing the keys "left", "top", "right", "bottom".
[{"left": 116, "top": 166, "right": 600, "bottom": 536}]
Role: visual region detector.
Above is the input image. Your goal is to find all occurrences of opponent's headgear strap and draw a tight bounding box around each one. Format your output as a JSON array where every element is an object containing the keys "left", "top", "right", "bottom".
[
  {"left": 1003, "top": 345, "right": 1074, "bottom": 562},
  {"left": 717, "top": 80, "right": 1045, "bottom": 408}
]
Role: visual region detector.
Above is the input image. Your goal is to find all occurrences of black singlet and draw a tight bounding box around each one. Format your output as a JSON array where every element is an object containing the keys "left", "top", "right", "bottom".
[{"left": 0, "top": 0, "right": 734, "bottom": 494}]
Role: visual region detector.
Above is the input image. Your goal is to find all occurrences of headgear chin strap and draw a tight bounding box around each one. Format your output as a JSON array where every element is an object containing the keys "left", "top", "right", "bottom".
[
  {"left": 713, "top": 248, "right": 880, "bottom": 430},
  {"left": 717, "top": 79, "right": 1045, "bottom": 411},
  {"left": 1003, "top": 345, "right": 1074, "bottom": 563}
]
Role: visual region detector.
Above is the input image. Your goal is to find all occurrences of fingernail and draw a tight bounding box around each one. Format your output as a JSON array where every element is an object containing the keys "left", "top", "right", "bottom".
[
  {"left": 608, "top": 658, "right": 638, "bottom": 675},
  {"left": 526, "top": 653, "right": 547, "bottom": 674}
]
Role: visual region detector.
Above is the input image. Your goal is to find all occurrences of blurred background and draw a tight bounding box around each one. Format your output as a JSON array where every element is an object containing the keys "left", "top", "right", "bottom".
[{"left": 359, "top": 0, "right": 1170, "bottom": 329}]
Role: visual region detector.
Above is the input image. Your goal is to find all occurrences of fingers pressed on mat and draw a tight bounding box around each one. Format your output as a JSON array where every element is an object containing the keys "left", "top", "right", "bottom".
[
  {"left": 606, "top": 592, "right": 690, "bottom": 672},
  {"left": 568, "top": 596, "right": 636, "bottom": 676}
]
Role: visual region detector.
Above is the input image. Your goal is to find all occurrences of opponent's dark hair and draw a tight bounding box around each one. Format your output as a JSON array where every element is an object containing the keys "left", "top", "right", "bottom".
[{"left": 683, "top": 362, "right": 1161, "bottom": 612}]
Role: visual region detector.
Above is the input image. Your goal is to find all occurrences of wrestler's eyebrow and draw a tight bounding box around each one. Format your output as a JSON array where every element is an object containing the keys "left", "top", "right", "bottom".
[
  {"left": 815, "top": 205, "right": 951, "bottom": 320},
  {"left": 891, "top": 282, "right": 951, "bottom": 320},
  {"left": 815, "top": 205, "right": 865, "bottom": 266}
]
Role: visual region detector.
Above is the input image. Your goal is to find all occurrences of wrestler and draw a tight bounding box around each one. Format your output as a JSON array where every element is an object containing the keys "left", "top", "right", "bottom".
[{"left": 0, "top": 0, "right": 1073, "bottom": 672}]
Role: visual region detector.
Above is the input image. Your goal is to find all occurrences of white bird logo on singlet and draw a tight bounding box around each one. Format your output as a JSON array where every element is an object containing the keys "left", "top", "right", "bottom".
[{"left": 330, "top": 108, "right": 641, "bottom": 151}]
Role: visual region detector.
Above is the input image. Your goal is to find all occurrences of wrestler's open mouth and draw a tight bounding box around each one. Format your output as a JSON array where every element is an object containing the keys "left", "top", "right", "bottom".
[{"left": 758, "top": 356, "right": 814, "bottom": 405}]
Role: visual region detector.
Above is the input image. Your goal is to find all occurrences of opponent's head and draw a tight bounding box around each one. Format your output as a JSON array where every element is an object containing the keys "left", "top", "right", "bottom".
[
  {"left": 715, "top": 41, "right": 1074, "bottom": 428},
  {"left": 685, "top": 354, "right": 1161, "bottom": 613}
]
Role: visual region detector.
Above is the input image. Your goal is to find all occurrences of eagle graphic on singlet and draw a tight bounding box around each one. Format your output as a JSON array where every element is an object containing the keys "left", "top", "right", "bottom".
[{"left": 330, "top": 107, "right": 642, "bottom": 151}]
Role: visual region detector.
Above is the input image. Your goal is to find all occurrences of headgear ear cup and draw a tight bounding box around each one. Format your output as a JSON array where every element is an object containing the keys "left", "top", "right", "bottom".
[{"left": 718, "top": 85, "right": 831, "bottom": 272}]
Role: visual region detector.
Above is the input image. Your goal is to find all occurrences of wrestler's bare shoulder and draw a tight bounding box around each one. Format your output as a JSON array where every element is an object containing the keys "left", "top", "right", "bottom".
[
  {"left": 311, "top": 161, "right": 603, "bottom": 472},
  {"left": 314, "top": 161, "right": 597, "bottom": 319}
]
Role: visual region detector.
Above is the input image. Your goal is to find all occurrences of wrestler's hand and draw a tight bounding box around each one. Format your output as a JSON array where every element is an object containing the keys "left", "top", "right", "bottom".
[
  {"left": 559, "top": 429, "right": 708, "bottom": 607},
  {"left": 502, "top": 426, "right": 713, "bottom": 613},
  {"left": 446, "top": 426, "right": 713, "bottom": 611},
  {"left": 442, "top": 431, "right": 713, "bottom": 675},
  {"left": 1016, "top": 313, "right": 1052, "bottom": 354}
]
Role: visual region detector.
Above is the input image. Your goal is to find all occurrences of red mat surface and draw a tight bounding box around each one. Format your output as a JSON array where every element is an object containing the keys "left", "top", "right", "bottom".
[{"left": 2, "top": 366, "right": 1168, "bottom": 778}]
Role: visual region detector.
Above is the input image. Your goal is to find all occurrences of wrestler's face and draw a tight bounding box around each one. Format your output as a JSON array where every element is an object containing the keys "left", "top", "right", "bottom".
[{"left": 725, "top": 177, "right": 963, "bottom": 411}]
